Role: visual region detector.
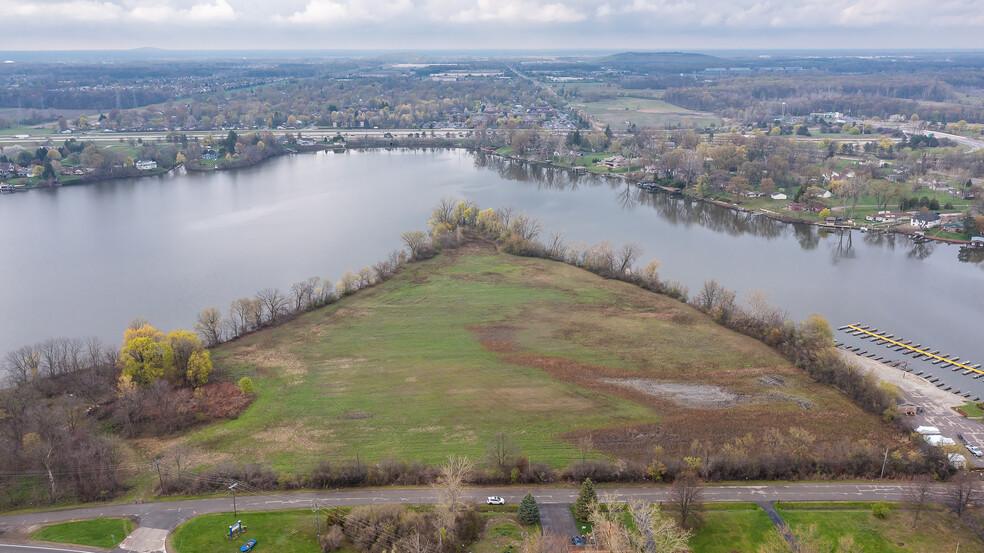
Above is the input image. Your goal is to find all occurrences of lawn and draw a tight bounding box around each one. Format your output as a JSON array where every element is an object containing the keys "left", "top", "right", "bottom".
[
  {"left": 779, "top": 507, "right": 984, "bottom": 553},
  {"left": 171, "top": 510, "right": 325, "bottom": 553},
  {"left": 31, "top": 518, "right": 134, "bottom": 548},
  {"left": 689, "top": 504, "right": 774, "bottom": 553},
  {"left": 957, "top": 401, "right": 984, "bottom": 418},
  {"left": 153, "top": 247, "right": 901, "bottom": 472}
]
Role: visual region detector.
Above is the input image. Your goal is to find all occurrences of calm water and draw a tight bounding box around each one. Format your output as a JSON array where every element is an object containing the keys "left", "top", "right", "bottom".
[{"left": 2, "top": 149, "right": 983, "bottom": 389}]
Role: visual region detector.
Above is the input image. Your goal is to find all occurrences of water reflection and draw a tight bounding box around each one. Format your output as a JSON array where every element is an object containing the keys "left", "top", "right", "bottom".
[{"left": 470, "top": 153, "right": 981, "bottom": 266}]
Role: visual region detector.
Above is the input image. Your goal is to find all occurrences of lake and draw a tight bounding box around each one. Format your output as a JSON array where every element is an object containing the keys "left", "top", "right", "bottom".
[{"left": 2, "top": 149, "right": 982, "bottom": 391}]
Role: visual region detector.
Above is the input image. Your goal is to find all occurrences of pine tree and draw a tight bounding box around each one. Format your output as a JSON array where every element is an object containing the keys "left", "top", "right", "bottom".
[
  {"left": 518, "top": 492, "right": 540, "bottom": 525},
  {"left": 572, "top": 478, "right": 597, "bottom": 521}
]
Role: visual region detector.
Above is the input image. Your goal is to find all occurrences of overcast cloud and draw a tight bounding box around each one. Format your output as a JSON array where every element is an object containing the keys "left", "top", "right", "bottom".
[{"left": 0, "top": 0, "right": 981, "bottom": 50}]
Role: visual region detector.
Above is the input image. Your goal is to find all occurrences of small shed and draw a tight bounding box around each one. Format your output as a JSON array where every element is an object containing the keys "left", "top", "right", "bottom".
[
  {"left": 948, "top": 453, "right": 967, "bottom": 469},
  {"left": 900, "top": 404, "right": 918, "bottom": 416}
]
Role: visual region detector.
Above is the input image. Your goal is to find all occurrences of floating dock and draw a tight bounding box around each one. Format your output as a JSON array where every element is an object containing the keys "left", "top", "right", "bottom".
[{"left": 841, "top": 324, "right": 982, "bottom": 376}]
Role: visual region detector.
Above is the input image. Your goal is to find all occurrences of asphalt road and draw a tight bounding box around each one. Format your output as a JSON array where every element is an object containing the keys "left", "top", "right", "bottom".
[{"left": 0, "top": 482, "right": 966, "bottom": 553}]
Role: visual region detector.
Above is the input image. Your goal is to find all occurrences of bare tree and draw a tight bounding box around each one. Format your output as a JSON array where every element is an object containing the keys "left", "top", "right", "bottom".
[
  {"left": 946, "top": 471, "right": 979, "bottom": 518},
  {"left": 434, "top": 454, "right": 473, "bottom": 549},
  {"left": 256, "top": 288, "right": 289, "bottom": 324},
  {"left": 428, "top": 197, "right": 457, "bottom": 230},
  {"left": 667, "top": 472, "right": 703, "bottom": 530},
  {"left": 509, "top": 214, "right": 542, "bottom": 242},
  {"left": 401, "top": 230, "right": 429, "bottom": 260},
  {"left": 589, "top": 495, "right": 691, "bottom": 553},
  {"left": 195, "top": 306, "right": 223, "bottom": 347},
  {"left": 903, "top": 475, "right": 935, "bottom": 527},
  {"left": 484, "top": 432, "right": 520, "bottom": 474},
  {"left": 545, "top": 231, "right": 567, "bottom": 260},
  {"left": 495, "top": 205, "right": 515, "bottom": 228},
  {"left": 615, "top": 242, "right": 643, "bottom": 274},
  {"left": 290, "top": 277, "right": 319, "bottom": 313}
]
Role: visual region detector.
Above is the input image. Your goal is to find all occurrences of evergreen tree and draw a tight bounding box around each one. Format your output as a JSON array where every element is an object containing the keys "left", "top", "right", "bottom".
[
  {"left": 517, "top": 492, "right": 540, "bottom": 525},
  {"left": 573, "top": 478, "right": 597, "bottom": 521}
]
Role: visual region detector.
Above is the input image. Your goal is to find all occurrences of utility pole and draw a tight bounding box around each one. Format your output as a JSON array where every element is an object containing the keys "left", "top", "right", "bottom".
[
  {"left": 312, "top": 500, "right": 326, "bottom": 540},
  {"left": 229, "top": 482, "right": 239, "bottom": 517},
  {"left": 880, "top": 447, "right": 890, "bottom": 479},
  {"left": 153, "top": 460, "right": 166, "bottom": 495}
]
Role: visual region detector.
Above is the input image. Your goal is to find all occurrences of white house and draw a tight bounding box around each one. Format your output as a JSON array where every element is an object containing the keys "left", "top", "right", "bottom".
[
  {"left": 911, "top": 212, "right": 941, "bottom": 229},
  {"left": 135, "top": 159, "right": 157, "bottom": 171},
  {"left": 771, "top": 193, "right": 788, "bottom": 200},
  {"left": 821, "top": 190, "right": 833, "bottom": 198}
]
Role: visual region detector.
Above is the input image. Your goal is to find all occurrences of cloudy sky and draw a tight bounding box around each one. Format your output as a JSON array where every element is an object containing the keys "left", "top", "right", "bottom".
[{"left": 0, "top": 0, "right": 982, "bottom": 51}]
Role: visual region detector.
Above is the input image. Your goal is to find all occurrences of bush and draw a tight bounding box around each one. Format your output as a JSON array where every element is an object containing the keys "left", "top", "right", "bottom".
[
  {"left": 237, "top": 376, "right": 255, "bottom": 395},
  {"left": 320, "top": 525, "right": 344, "bottom": 552},
  {"left": 872, "top": 501, "right": 891, "bottom": 519}
]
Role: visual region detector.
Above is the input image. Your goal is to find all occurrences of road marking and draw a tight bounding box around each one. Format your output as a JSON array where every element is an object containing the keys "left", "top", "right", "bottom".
[{"left": 0, "top": 545, "right": 94, "bottom": 553}]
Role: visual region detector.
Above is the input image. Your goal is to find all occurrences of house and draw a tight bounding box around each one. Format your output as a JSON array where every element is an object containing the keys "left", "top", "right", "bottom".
[
  {"left": 786, "top": 202, "right": 807, "bottom": 212},
  {"left": 911, "top": 212, "right": 941, "bottom": 229},
  {"left": 821, "top": 190, "right": 833, "bottom": 199},
  {"left": 135, "top": 159, "right": 157, "bottom": 171},
  {"left": 202, "top": 149, "right": 219, "bottom": 161},
  {"left": 942, "top": 221, "right": 964, "bottom": 233},
  {"left": 15, "top": 166, "right": 33, "bottom": 177},
  {"left": 771, "top": 193, "right": 788, "bottom": 200}
]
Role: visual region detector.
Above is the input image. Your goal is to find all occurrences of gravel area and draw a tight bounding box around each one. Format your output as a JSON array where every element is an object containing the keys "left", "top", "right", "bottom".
[{"left": 601, "top": 378, "right": 741, "bottom": 409}]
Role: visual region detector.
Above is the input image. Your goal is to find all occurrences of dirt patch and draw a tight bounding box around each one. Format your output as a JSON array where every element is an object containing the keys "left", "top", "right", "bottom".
[
  {"left": 253, "top": 422, "right": 336, "bottom": 451},
  {"left": 468, "top": 323, "right": 519, "bottom": 353},
  {"left": 227, "top": 343, "right": 306, "bottom": 376},
  {"left": 600, "top": 378, "right": 743, "bottom": 409},
  {"left": 339, "top": 409, "right": 374, "bottom": 419}
]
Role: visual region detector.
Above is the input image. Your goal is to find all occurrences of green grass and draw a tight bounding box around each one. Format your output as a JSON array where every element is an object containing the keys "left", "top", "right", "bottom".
[
  {"left": 780, "top": 508, "right": 984, "bottom": 553},
  {"left": 688, "top": 505, "right": 774, "bottom": 553},
  {"left": 31, "top": 518, "right": 134, "bottom": 548},
  {"left": 163, "top": 247, "right": 900, "bottom": 473},
  {"left": 957, "top": 401, "right": 984, "bottom": 418},
  {"left": 171, "top": 510, "right": 322, "bottom": 553}
]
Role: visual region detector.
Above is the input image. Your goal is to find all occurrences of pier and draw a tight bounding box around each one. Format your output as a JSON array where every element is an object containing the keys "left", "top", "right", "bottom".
[{"left": 841, "top": 324, "right": 982, "bottom": 376}]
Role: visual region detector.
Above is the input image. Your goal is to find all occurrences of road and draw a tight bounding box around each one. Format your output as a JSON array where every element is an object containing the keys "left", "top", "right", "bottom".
[{"left": 0, "top": 482, "right": 958, "bottom": 553}]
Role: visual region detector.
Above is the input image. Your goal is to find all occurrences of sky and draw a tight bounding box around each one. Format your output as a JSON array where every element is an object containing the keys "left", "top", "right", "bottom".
[{"left": 0, "top": 0, "right": 983, "bottom": 51}]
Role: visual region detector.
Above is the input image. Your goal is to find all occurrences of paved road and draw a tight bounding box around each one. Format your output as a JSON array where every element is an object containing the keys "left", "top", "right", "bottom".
[
  {"left": 0, "top": 483, "right": 960, "bottom": 552},
  {"left": 0, "top": 545, "right": 105, "bottom": 553}
]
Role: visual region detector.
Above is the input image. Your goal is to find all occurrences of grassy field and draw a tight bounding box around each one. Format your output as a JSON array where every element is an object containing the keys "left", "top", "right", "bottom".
[
  {"left": 779, "top": 506, "right": 984, "bottom": 553},
  {"left": 689, "top": 504, "right": 774, "bottom": 553},
  {"left": 171, "top": 510, "right": 326, "bottom": 553},
  {"left": 147, "top": 247, "right": 902, "bottom": 472},
  {"left": 572, "top": 97, "right": 722, "bottom": 129},
  {"left": 31, "top": 518, "right": 134, "bottom": 548}
]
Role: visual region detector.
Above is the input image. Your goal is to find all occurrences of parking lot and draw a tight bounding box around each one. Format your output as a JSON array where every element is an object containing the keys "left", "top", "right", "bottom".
[{"left": 846, "top": 351, "right": 984, "bottom": 468}]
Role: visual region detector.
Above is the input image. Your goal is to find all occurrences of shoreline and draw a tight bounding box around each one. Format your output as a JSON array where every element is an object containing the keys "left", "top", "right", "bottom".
[{"left": 5, "top": 144, "right": 981, "bottom": 250}]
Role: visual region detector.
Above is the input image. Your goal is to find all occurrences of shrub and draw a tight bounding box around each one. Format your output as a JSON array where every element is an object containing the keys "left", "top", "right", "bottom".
[
  {"left": 872, "top": 501, "right": 891, "bottom": 519},
  {"left": 320, "top": 525, "right": 344, "bottom": 552},
  {"left": 237, "top": 376, "right": 255, "bottom": 395}
]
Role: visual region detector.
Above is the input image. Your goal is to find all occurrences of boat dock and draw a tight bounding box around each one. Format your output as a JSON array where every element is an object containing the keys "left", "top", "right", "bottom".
[{"left": 838, "top": 323, "right": 981, "bottom": 375}]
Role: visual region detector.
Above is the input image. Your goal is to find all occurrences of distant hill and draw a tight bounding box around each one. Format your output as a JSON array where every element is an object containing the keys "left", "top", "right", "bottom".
[{"left": 600, "top": 51, "right": 731, "bottom": 70}]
